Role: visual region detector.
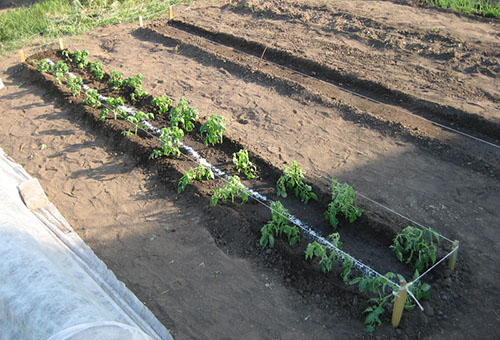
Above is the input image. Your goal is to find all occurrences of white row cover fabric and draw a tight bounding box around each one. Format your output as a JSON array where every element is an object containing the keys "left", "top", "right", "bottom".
[{"left": 0, "top": 147, "right": 173, "bottom": 340}]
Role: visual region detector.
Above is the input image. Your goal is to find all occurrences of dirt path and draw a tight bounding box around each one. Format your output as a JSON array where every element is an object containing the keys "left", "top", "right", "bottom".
[{"left": 0, "top": 1, "right": 499, "bottom": 339}]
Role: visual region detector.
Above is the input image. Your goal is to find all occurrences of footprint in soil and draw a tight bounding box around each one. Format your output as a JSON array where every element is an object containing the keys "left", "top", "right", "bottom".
[
  {"left": 100, "top": 39, "right": 119, "bottom": 53},
  {"left": 236, "top": 109, "right": 259, "bottom": 125}
]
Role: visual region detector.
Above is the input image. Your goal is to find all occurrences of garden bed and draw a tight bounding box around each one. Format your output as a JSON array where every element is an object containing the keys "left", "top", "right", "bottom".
[{"left": 22, "top": 48, "right": 463, "bottom": 337}]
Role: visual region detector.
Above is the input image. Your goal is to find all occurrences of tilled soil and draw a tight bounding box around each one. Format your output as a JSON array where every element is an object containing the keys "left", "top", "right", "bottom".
[{"left": 0, "top": 1, "right": 499, "bottom": 339}]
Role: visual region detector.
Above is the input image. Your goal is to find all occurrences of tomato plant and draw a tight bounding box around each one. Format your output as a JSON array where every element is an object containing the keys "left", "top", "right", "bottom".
[
  {"left": 200, "top": 114, "right": 226, "bottom": 146},
  {"left": 89, "top": 61, "right": 105, "bottom": 80},
  {"left": 169, "top": 97, "right": 199, "bottom": 132},
  {"left": 37, "top": 59, "right": 51, "bottom": 73},
  {"left": 65, "top": 76, "right": 82, "bottom": 96},
  {"left": 210, "top": 175, "right": 248, "bottom": 206},
  {"left": 390, "top": 226, "right": 441, "bottom": 272},
  {"left": 232, "top": 149, "right": 257, "bottom": 179},
  {"left": 324, "top": 178, "right": 362, "bottom": 229},
  {"left": 350, "top": 273, "right": 398, "bottom": 332},
  {"left": 99, "top": 97, "right": 125, "bottom": 121},
  {"left": 276, "top": 161, "right": 317, "bottom": 203},
  {"left": 62, "top": 49, "right": 89, "bottom": 69},
  {"left": 260, "top": 201, "right": 300, "bottom": 249},
  {"left": 304, "top": 233, "right": 342, "bottom": 273},
  {"left": 73, "top": 49, "right": 89, "bottom": 69},
  {"left": 405, "top": 269, "right": 431, "bottom": 310},
  {"left": 108, "top": 70, "right": 123, "bottom": 90},
  {"left": 83, "top": 89, "right": 101, "bottom": 108},
  {"left": 53, "top": 61, "right": 69, "bottom": 84},
  {"left": 177, "top": 165, "right": 214, "bottom": 193},
  {"left": 123, "top": 110, "right": 154, "bottom": 136},
  {"left": 151, "top": 95, "right": 173, "bottom": 115},
  {"left": 150, "top": 126, "right": 184, "bottom": 159},
  {"left": 122, "top": 74, "right": 147, "bottom": 101}
]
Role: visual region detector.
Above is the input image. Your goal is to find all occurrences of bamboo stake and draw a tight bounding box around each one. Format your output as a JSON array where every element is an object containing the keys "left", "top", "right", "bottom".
[
  {"left": 448, "top": 240, "right": 459, "bottom": 271},
  {"left": 58, "top": 38, "right": 64, "bottom": 50},
  {"left": 19, "top": 49, "right": 25, "bottom": 63},
  {"left": 139, "top": 15, "right": 143, "bottom": 27},
  {"left": 392, "top": 280, "right": 407, "bottom": 328},
  {"left": 169, "top": 6, "right": 173, "bottom": 20}
]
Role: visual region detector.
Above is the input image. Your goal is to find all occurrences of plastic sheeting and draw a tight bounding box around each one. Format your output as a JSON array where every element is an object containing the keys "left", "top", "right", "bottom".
[{"left": 0, "top": 147, "right": 173, "bottom": 340}]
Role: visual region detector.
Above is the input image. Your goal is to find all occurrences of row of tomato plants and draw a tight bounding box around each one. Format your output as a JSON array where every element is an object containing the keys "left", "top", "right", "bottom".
[{"left": 31, "top": 49, "right": 442, "bottom": 332}]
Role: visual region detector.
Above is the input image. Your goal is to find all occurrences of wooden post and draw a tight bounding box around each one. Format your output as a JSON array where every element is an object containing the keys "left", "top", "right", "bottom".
[
  {"left": 392, "top": 280, "right": 407, "bottom": 328},
  {"left": 139, "top": 15, "right": 143, "bottom": 27},
  {"left": 169, "top": 5, "right": 173, "bottom": 20},
  {"left": 58, "top": 38, "right": 64, "bottom": 50},
  {"left": 448, "top": 240, "right": 459, "bottom": 271},
  {"left": 19, "top": 49, "right": 25, "bottom": 63}
]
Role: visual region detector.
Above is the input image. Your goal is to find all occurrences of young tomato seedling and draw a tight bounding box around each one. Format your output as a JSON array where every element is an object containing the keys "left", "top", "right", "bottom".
[
  {"left": 37, "top": 59, "right": 51, "bottom": 73},
  {"left": 72, "top": 49, "right": 89, "bottom": 69},
  {"left": 108, "top": 70, "right": 123, "bottom": 90},
  {"left": 276, "top": 161, "right": 317, "bottom": 203},
  {"left": 83, "top": 89, "right": 101, "bottom": 108},
  {"left": 200, "top": 114, "right": 226, "bottom": 146},
  {"left": 124, "top": 111, "right": 154, "bottom": 136},
  {"left": 210, "top": 175, "right": 248, "bottom": 206},
  {"left": 260, "top": 201, "right": 300, "bottom": 249},
  {"left": 151, "top": 95, "right": 173, "bottom": 115},
  {"left": 52, "top": 61, "right": 69, "bottom": 84},
  {"left": 89, "top": 61, "right": 105, "bottom": 80},
  {"left": 390, "top": 226, "right": 441, "bottom": 272},
  {"left": 169, "top": 97, "right": 199, "bottom": 132},
  {"left": 65, "top": 76, "right": 82, "bottom": 96},
  {"left": 232, "top": 149, "right": 257, "bottom": 179},
  {"left": 177, "top": 165, "right": 214, "bottom": 193},
  {"left": 100, "top": 97, "right": 126, "bottom": 121},
  {"left": 304, "top": 233, "right": 342, "bottom": 273},
  {"left": 150, "top": 126, "right": 184, "bottom": 159},
  {"left": 324, "top": 178, "right": 362, "bottom": 229},
  {"left": 122, "top": 74, "right": 147, "bottom": 101}
]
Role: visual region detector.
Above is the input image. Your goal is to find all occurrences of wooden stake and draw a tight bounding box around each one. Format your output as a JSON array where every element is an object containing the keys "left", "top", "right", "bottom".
[
  {"left": 392, "top": 280, "right": 407, "bottom": 328},
  {"left": 448, "top": 240, "right": 459, "bottom": 271},
  {"left": 19, "top": 49, "right": 25, "bottom": 63},
  {"left": 0, "top": 77, "right": 5, "bottom": 90},
  {"left": 58, "top": 38, "right": 64, "bottom": 50},
  {"left": 139, "top": 15, "right": 143, "bottom": 27},
  {"left": 169, "top": 5, "right": 173, "bottom": 20}
]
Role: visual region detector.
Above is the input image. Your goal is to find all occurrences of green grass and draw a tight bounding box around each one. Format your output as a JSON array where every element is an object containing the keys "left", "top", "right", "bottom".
[
  {"left": 421, "top": 0, "right": 500, "bottom": 17},
  {"left": 0, "top": 0, "right": 190, "bottom": 55}
]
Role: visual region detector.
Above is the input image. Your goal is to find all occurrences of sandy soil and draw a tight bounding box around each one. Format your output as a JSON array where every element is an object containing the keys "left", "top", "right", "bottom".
[{"left": 0, "top": 1, "right": 499, "bottom": 339}]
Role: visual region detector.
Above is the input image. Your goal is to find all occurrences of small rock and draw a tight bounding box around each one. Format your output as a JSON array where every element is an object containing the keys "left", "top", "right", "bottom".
[
  {"left": 418, "top": 313, "right": 429, "bottom": 324},
  {"left": 443, "top": 277, "right": 452, "bottom": 288},
  {"left": 265, "top": 248, "right": 272, "bottom": 255},
  {"left": 424, "top": 304, "right": 435, "bottom": 317},
  {"left": 352, "top": 296, "right": 358, "bottom": 306}
]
